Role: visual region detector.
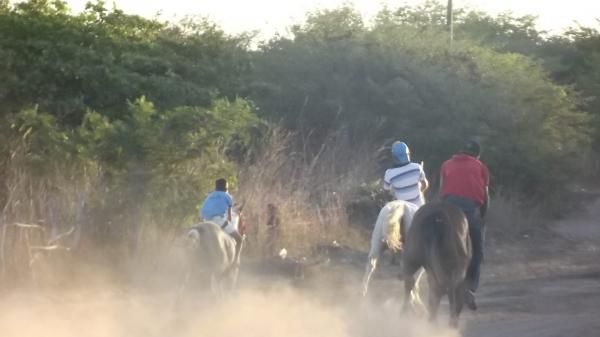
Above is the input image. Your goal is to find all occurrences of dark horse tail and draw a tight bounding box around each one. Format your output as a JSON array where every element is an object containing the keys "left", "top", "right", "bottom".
[{"left": 423, "top": 202, "right": 471, "bottom": 291}]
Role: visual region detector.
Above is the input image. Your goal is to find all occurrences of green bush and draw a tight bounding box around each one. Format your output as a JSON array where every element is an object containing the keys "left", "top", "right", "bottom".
[{"left": 250, "top": 6, "right": 590, "bottom": 198}]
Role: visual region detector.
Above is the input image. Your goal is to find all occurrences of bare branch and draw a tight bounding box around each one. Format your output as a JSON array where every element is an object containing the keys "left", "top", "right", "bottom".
[
  {"left": 47, "top": 226, "right": 75, "bottom": 246},
  {"left": 29, "top": 245, "right": 71, "bottom": 252},
  {"left": 11, "top": 223, "right": 46, "bottom": 232}
]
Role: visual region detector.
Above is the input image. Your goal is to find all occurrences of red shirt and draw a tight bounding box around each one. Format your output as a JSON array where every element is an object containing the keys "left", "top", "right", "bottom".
[{"left": 440, "top": 154, "right": 489, "bottom": 206}]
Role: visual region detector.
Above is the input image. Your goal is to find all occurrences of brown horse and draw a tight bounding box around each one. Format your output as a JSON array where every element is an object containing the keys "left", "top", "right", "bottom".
[{"left": 402, "top": 200, "right": 472, "bottom": 327}]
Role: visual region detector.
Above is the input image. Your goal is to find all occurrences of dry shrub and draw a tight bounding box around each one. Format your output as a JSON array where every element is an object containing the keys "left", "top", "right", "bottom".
[
  {"left": 486, "top": 190, "right": 545, "bottom": 243},
  {"left": 0, "top": 126, "right": 381, "bottom": 282},
  {"left": 236, "top": 128, "right": 378, "bottom": 257},
  {"left": 0, "top": 141, "right": 99, "bottom": 285}
]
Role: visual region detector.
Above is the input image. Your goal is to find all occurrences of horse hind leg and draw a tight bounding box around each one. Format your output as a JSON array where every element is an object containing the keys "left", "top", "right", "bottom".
[
  {"left": 402, "top": 262, "right": 420, "bottom": 313},
  {"left": 390, "top": 250, "right": 401, "bottom": 265},
  {"left": 210, "top": 274, "right": 222, "bottom": 298},
  {"left": 361, "top": 256, "right": 378, "bottom": 297},
  {"left": 448, "top": 283, "right": 466, "bottom": 327},
  {"left": 426, "top": 276, "right": 442, "bottom": 322},
  {"left": 225, "top": 265, "right": 240, "bottom": 293},
  {"left": 174, "top": 270, "right": 191, "bottom": 309},
  {"left": 409, "top": 269, "right": 426, "bottom": 313},
  {"left": 362, "top": 241, "right": 384, "bottom": 296}
]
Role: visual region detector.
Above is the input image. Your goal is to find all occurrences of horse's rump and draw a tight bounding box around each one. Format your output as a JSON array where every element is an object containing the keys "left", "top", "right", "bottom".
[
  {"left": 373, "top": 200, "right": 418, "bottom": 252},
  {"left": 185, "top": 222, "right": 236, "bottom": 275},
  {"left": 402, "top": 200, "right": 472, "bottom": 325},
  {"left": 429, "top": 205, "right": 469, "bottom": 287},
  {"left": 405, "top": 201, "right": 471, "bottom": 287}
]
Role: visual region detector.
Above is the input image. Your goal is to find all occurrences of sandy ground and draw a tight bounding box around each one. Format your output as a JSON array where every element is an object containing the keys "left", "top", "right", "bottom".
[
  {"left": 243, "top": 194, "right": 600, "bottom": 336},
  {"left": 282, "top": 194, "right": 600, "bottom": 336},
  {"left": 0, "top": 197, "right": 599, "bottom": 337},
  {"left": 461, "top": 197, "right": 600, "bottom": 337}
]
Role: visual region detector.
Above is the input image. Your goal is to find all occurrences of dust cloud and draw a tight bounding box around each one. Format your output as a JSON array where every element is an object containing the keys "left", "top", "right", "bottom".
[{"left": 0, "top": 284, "right": 459, "bottom": 337}]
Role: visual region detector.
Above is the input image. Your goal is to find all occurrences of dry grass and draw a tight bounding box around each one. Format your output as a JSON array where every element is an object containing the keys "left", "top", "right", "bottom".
[
  {"left": 486, "top": 191, "right": 545, "bottom": 241},
  {"left": 0, "top": 141, "right": 101, "bottom": 285},
  {"left": 2, "top": 125, "right": 562, "bottom": 287},
  {"left": 236, "top": 129, "right": 378, "bottom": 258},
  {"left": 0, "top": 127, "right": 382, "bottom": 285},
  {"left": 482, "top": 190, "right": 565, "bottom": 268}
]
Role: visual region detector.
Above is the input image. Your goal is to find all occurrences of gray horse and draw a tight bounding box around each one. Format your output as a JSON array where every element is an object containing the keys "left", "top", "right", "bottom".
[
  {"left": 402, "top": 200, "right": 472, "bottom": 327},
  {"left": 179, "top": 208, "right": 244, "bottom": 298}
]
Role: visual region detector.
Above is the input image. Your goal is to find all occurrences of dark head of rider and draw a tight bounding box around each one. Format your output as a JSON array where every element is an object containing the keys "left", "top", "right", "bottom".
[
  {"left": 460, "top": 140, "right": 481, "bottom": 158},
  {"left": 215, "top": 178, "right": 228, "bottom": 192}
]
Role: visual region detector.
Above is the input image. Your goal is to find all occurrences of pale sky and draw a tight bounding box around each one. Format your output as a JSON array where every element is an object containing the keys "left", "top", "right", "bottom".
[{"left": 22, "top": 0, "right": 600, "bottom": 37}]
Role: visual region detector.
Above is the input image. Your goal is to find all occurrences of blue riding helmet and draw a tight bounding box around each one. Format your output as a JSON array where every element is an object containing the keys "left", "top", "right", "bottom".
[{"left": 391, "top": 141, "right": 410, "bottom": 164}]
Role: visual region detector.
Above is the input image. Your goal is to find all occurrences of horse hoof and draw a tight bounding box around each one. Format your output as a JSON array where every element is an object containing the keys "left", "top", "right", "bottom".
[{"left": 465, "top": 290, "right": 478, "bottom": 311}]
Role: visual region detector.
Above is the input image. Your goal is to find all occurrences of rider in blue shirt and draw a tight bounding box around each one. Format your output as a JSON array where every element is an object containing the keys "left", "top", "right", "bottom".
[
  {"left": 201, "top": 186, "right": 233, "bottom": 221},
  {"left": 200, "top": 178, "right": 243, "bottom": 264}
]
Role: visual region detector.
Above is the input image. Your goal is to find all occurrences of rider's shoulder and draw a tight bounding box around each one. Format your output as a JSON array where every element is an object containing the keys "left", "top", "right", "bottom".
[
  {"left": 209, "top": 190, "right": 232, "bottom": 198},
  {"left": 218, "top": 190, "right": 233, "bottom": 198}
]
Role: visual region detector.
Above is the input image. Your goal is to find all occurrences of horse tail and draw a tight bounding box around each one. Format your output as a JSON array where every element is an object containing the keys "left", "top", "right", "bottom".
[
  {"left": 186, "top": 222, "right": 237, "bottom": 275},
  {"left": 384, "top": 201, "right": 404, "bottom": 251},
  {"left": 425, "top": 206, "right": 469, "bottom": 289},
  {"left": 185, "top": 226, "right": 203, "bottom": 250},
  {"left": 426, "top": 212, "right": 449, "bottom": 286}
]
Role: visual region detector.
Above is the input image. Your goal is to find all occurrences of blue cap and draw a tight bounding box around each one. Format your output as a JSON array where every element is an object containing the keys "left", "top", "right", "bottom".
[{"left": 392, "top": 141, "right": 410, "bottom": 164}]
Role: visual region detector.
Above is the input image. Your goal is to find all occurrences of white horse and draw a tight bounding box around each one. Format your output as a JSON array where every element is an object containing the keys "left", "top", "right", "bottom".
[
  {"left": 179, "top": 208, "right": 244, "bottom": 298},
  {"left": 361, "top": 200, "right": 425, "bottom": 304}
]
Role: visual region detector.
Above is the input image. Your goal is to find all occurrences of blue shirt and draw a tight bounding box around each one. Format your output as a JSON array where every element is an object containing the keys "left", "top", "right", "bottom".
[{"left": 200, "top": 191, "right": 233, "bottom": 220}]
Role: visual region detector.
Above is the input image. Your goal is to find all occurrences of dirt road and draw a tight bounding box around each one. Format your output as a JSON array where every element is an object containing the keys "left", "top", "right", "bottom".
[
  {"left": 308, "top": 196, "right": 600, "bottom": 336},
  {"left": 0, "top": 198, "right": 599, "bottom": 337},
  {"left": 462, "top": 197, "right": 600, "bottom": 337}
]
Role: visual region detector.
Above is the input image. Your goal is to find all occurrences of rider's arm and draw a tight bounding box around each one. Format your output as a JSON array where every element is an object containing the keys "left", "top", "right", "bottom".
[
  {"left": 420, "top": 177, "right": 429, "bottom": 193},
  {"left": 231, "top": 230, "right": 243, "bottom": 265},
  {"left": 419, "top": 163, "right": 429, "bottom": 193},
  {"left": 480, "top": 165, "right": 490, "bottom": 219},
  {"left": 383, "top": 178, "right": 391, "bottom": 191},
  {"left": 438, "top": 161, "right": 447, "bottom": 197},
  {"left": 383, "top": 176, "right": 394, "bottom": 200},
  {"left": 383, "top": 168, "right": 392, "bottom": 192},
  {"left": 480, "top": 186, "right": 489, "bottom": 219},
  {"left": 225, "top": 192, "right": 233, "bottom": 222}
]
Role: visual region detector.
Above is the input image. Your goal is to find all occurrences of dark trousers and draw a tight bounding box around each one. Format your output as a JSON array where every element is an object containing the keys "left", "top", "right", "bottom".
[{"left": 444, "top": 194, "right": 485, "bottom": 292}]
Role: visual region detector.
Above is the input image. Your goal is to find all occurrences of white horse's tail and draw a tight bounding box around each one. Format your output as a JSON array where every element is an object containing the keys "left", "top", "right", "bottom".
[{"left": 383, "top": 202, "right": 405, "bottom": 251}]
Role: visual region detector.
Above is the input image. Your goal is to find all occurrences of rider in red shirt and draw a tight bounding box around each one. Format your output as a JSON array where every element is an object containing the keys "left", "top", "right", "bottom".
[{"left": 439, "top": 140, "right": 490, "bottom": 311}]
